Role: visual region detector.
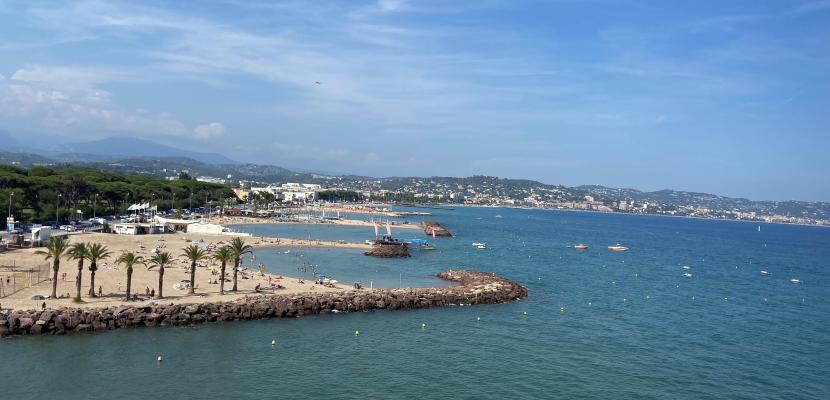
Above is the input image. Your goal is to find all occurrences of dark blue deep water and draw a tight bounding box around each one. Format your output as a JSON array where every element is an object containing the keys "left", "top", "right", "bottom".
[{"left": 2, "top": 207, "right": 828, "bottom": 399}]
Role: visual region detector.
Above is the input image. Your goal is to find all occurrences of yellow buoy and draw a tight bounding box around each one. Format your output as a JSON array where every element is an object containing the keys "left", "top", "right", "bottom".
[
  {"left": 354, "top": 330, "right": 360, "bottom": 336},
  {"left": 157, "top": 355, "right": 163, "bottom": 363},
  {"left": 623, "top": 298, "right": 627, "bottom": 303},
  {"left": 588, "top": 302, "right": 592, "bottom": 307},
  {"left": 560, "top": 306, "right": 564, "bottom": 312},
  {"left": 271, "top": 339, "right": 276, "bottom": 347},
  {"left": 421, "top": 323, "right": 427, "bottom": 330},
  {"left": 523, "top": 311, "right": 528, "bottom": 316},
  {"left": 476, "top": 316, "right": 481, "bottom": 322}
]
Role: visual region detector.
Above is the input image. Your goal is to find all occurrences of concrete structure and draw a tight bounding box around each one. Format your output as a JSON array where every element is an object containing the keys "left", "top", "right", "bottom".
[
  {"left": 30, "top": 226, "right": 52, "bottom": 245},
  {"left": 186, "top": 222, "right": 225, "bottom": 235}
]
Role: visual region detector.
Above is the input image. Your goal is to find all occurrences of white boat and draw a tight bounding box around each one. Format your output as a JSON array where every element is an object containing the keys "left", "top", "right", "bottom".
[
  {"left": 608, "top": 244, "right": 628, "bottom": 251},
  {"left": 472, "top": 242, "right": 486, "bottom": 247},
  {"left": 682, "top": 266, "right": 691, "bottom": 270},
  {"left": 760, "top": 270, "right": 769, "bottom": 275},
  {"left": 683, "top": 272, "right": 693, "bottom": 278},
  {"left": 790, "top": 278, "right": 801, "bottom": 284},
  {"left": 475, "top": 244, "right": 486, "bottom": 249}
]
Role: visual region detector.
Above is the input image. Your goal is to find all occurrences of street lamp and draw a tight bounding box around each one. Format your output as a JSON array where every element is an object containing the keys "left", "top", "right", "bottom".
[
  {"left": 7, "top": 192, "right": 13, "bottom": 219},
  {"left": 56, "top": 193, "right": 62, "bottom": 226}
]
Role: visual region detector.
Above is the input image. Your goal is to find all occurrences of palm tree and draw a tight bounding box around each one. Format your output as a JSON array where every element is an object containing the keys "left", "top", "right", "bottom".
[
  {"left": 212, "top": 246, "right": 234, "bottom": 295},
  {"left": 67, "top": 242, "right": 89, "bottom": 301},
  {"left": 149, "top": 251, "right": 173, "bottom": 299},
  {"left": 115, "top": 252, "right": 144, "bottom": 301},
  {"left": 181, "top": 244, "right": 209, "bottom": 295},
  {"left": 86, "top": 243, "right": 112, "bottom": 298},
  {"left": 35, "top": 235, "right": 70, "bottom": 298},
  {"left": 228, "top": 237, "right": 253, "bottom": 292}
]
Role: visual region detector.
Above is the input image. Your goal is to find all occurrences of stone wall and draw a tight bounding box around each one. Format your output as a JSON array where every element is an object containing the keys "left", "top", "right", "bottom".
[{"left": 0, "top": 270, "right": 527, "bottom": 338}]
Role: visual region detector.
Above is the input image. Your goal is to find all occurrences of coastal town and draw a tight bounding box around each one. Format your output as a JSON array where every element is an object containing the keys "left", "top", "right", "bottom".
[{"left": 214, "top": 174, "right": 830, "bottom": 227}]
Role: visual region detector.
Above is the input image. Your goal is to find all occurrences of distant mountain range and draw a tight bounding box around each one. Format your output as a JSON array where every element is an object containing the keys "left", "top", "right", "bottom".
[
  {"left": 1, "top": 134, "right": 828, "bottom": 221},
  {"left": 0, "top": 131, "right": 236, "bottom": 164}
]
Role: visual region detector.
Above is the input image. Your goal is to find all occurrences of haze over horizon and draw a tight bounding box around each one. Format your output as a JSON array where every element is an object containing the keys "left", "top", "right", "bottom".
[{"left": 1, "top": 1, "right": 828, "bottom": 201}]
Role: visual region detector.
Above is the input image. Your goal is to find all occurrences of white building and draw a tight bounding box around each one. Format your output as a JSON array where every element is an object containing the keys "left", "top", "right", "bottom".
[{"left": 250, "top": 183, "right": 322, "bottom": 203}]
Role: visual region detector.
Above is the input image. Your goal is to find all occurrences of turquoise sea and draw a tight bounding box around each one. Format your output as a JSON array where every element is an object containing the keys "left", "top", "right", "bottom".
[{"left": 2, "top": 207, "right": 829, "bottom": 399}]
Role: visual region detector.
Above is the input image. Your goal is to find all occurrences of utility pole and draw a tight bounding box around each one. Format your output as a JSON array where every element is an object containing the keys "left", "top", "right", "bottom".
[{"left": 93, "top": 193, "right": 98, "bottom": 219}]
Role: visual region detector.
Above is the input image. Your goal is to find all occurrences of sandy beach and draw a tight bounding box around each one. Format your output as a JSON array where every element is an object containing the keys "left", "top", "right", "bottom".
[{"left": 0, "top": 231, "right": 370, "bottom": 311}]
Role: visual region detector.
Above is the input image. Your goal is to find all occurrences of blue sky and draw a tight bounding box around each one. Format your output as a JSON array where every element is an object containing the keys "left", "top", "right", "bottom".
[{"left": 0, "top": 0, "right": 828, "bottom": 201}]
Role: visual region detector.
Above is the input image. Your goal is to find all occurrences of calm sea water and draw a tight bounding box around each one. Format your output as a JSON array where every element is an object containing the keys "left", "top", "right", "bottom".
[{"left": 2, "top": 207, "right": 828, "bottom": 399}]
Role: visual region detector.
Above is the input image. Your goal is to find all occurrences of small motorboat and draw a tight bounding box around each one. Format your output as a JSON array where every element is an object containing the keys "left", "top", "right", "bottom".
[
  {"left": 608, "top": 244, "right": 628, "bottom": 252},
  {"left": 420, "top": 244, "right": 436, "bottom": 250},
  {"left": 683, "top": 272, "right": 693, "bottom": 278},
  {"left": 682, "top": 266, "right": 691, "bottom": 270},
  {"left": 790, "top": 278, "right": 801, "bottom": 284},
  {"left": 574, "top": 244, "right": 589, "bottom": 250},
  {"left": 471, "top": 242, "right": 487, "bottom": 249},
  {"left": 760, "top": 270, "right": 769, "bottom": 275}
]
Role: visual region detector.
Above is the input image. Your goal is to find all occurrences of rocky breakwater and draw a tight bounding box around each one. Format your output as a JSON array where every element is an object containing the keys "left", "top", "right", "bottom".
[
  {"left": 0, "top": 270, "right": 527, "bottom": 338},
  {"left": 422, "top": 221, "right": 452, "bottom": 237}
]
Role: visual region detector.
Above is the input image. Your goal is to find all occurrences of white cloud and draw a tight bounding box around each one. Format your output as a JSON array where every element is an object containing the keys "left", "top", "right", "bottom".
[
  {"left": 10, "top": 65, "right": 125, "bottom": 90},
  {"left": 0, "top": 76, "right": 187, "bottom": 136},
  {"left": 193, "top": 122, "right": 226, "bottom": 139}
]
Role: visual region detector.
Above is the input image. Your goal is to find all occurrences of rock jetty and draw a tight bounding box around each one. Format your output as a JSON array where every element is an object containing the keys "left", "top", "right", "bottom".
[
  {"left": 422, "top": 221, "right": 452, "bottom": 237},
  {"left": 0, "top": 270, "right": 527, "bottom": 338}
]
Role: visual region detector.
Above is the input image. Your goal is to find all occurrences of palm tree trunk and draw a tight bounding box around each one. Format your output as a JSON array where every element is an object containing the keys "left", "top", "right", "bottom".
[
  {"left": 76, "top": 260, "right": 83, "bottom": 301},
  {"left": 220, "top": 263, "right": 226, "bottom": 295},
  {"left": 158, "top": 267, "right": 164, "bottom": 299},
  {"left": 125, "top": 268, "right": 133, "bottom": 301},
  {"left": 89, "top": 270, "right": 96, "bottom": 297},
  {"left": 51, "top": 259, "right": 59, "bottom": 298},
  {"left": 232, "top": 258, "right": 239, "bottom": 292},
  {"left": 189, "top": 261, "right": 196, "bottom": 295}
]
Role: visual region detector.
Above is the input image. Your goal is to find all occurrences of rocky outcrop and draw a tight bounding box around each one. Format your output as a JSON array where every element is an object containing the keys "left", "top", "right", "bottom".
[
  {"left": 364, "top": 239, "right": 410, "bottom": 258},
  {"left": 422, "top": 221, "right": 452, "bottom": 237},
  {"left": 0, "top": 270, "right": 526, "bottom": 338}
]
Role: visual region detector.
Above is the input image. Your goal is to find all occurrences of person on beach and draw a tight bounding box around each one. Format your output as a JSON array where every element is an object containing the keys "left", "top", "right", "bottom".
[
  {"left": 150, "top": 289, "right": 155, "bottom": 298},
  {"left": 145, "top": 286, "right": 150, "bottom": 296}
]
